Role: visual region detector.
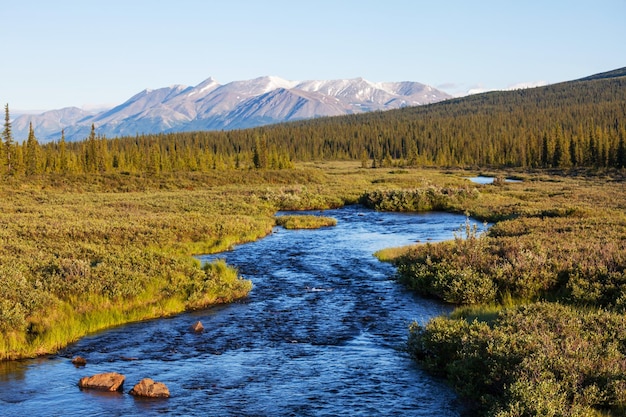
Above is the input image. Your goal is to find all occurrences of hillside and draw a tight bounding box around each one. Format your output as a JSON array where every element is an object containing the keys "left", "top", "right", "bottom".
[
  {"left": 5, "top": 67, "right": 626, "bottom": 176},
  {"left": 576, "top": 66, "right": 626, "bottom": 81},
  {"left": 247, "top": 67, "right": 626, "bottom": 168},
  {"left": 12, "top": 76, "right": 450, "bottom": 142}
]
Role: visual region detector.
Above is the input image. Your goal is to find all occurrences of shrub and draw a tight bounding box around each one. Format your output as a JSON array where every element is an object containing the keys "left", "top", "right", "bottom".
[
  {"left": 359, "top": 186, "right": 479, "bottom": 213},
  {"left": 408, "top": 303, "right": 626, "bottom": 416}
]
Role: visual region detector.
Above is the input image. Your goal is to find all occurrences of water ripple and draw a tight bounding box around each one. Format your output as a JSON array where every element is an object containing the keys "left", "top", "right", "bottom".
[{"left": 0, "top": 206, "right": 480, "bottom": 416}]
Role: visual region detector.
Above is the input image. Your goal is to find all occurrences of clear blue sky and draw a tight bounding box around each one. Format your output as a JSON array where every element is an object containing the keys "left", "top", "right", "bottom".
[{"left": 2, "top": 0, "right": 625, "bottom": 112}]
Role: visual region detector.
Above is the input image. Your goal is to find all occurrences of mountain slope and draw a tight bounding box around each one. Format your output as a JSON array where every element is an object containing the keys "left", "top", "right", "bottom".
[
  {"left": 13, "top": 76, "right": 451, "bottom": 142},
  {"left": 576, "top": 66, "right": 626, "bottom": 81}
]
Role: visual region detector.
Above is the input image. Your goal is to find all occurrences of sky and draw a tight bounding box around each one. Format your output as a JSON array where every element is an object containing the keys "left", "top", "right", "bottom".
[{"left": 2, "top": 0, "right": 625, "bottom": 113}]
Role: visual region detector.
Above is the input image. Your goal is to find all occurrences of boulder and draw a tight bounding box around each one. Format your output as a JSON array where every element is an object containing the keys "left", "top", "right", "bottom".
[
  {"left": 129, "top": 378, "right": 170, "bottom": 398},
  {"left": 78, "top": 372, "right": 125, "bottom": 392},
  {"left": 71, "top": 356, "right": 87, "bottom": 366},
  {"left": 190, "top": 320, "right": 204, "bottom": 332}
]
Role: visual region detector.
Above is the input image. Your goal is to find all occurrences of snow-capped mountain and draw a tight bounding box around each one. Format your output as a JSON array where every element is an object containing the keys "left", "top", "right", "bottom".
[{"left": 13, "top": 76, "right": 451, "bottom": 142}]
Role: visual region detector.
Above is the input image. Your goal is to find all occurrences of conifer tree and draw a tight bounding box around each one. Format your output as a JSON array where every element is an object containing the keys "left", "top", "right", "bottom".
[
  {"left": 59, "top": 130, "right": 69, "bottom": 174},
  {"left": 617, "top": 131, "right": 626, "bottom": 169},
  {"left": 253, "top": 135, "right": 268, "bottom": 169},
  {"left": 85, "top": 124, "right": 97, "bottom": 172},
  {"left": 541, "top": 133, "right": 550, "bottom": 167},
  {"left": 25, "top": 122, "right": 41, "bottom": 175},
  {"left": 2, "top": 104, "right": 14, "bottom": 174}
]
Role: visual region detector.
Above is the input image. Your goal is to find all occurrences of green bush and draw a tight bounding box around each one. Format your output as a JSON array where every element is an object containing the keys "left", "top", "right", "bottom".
[
  {"left": 408, "top": 303, "right": 626, "bottom": 416},
  {"left": 360, "top": 186, "right": 479, "bottom": 212}
]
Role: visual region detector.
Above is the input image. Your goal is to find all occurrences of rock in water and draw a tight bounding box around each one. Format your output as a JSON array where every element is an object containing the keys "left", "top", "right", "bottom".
[
  {"left": 129, "top": 378, "right": 170, "bottom": 398},
  {"left": 78, "top": 372, "right": 125, "bottom": 391},
  {"left": 71, "top": 356, "right": 87, "bottom": 366},
  {"left": 190, "top": 320, "right": 204, "bottom": 332}
]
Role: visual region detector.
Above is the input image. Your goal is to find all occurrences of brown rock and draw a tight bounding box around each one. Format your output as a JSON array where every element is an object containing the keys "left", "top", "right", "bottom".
[
  {"left": 190, "top": 320, "right": 204, "bottom": 332},
  {"left": 78, "top": 372, "right": 125, "bottom": 392},
  {"left": 71, "top": 356, "right": 87, "bottom": 366},
  {"left": 129, "top": 378, "right": 170, "bottom": 398}
]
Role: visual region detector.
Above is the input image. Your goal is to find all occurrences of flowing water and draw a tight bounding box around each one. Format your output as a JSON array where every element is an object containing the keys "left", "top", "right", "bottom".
[{"left": 0, "top": 206, "right": 483, "bottom": 416}]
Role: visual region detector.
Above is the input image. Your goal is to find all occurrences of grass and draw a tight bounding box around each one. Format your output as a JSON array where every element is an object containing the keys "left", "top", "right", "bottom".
[
  {"left": 275, "top": 215, "right": 337, "bottom": 229},
  {"left": 0, "top": 163, "right": 464, "bottom": 360}
]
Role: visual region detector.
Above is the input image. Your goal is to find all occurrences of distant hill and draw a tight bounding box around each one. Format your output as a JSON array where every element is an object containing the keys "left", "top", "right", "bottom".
[
  {"left": 12, "top": 76, "right": 451, "bottom": 142},
  {"left": 576, "top": 66, "right": 626, "bottom": 81},
  {"left": 231, "top": 66, "right": 626, "bottom": 169},
  {"left": 10, "top": 66, "right": 626, "bottom": 175}
]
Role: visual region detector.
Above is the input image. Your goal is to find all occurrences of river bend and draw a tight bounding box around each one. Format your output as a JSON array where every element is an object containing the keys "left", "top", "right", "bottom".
[{"left": 0, "top": 206, "right": 481, "bottom": 416}]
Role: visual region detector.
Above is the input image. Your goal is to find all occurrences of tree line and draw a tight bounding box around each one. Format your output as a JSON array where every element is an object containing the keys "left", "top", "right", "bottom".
[
  {"left": 1, "top": 105, "right": 293, "bottom": 175},
  {"left": 2, "top": 73, "right": 625, "bottom": 176}
]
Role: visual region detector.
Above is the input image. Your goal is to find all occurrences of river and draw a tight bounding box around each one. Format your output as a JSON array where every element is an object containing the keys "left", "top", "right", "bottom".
[{"left": 0, "top": 206, "right": 483, "bottom": 416}]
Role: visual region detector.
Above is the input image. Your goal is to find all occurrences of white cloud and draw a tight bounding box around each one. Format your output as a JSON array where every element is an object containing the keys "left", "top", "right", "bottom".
[
  {"left": 506, "top": 80, "right": 549, "bottom": 90},
  {"left": 81, "top": 103, "right": 116, "bottom": 113}
]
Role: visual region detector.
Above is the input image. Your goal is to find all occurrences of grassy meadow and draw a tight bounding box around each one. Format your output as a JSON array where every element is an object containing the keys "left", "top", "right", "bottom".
[{"left": 0, "top": 164, "right": 467, "bottom": 360}]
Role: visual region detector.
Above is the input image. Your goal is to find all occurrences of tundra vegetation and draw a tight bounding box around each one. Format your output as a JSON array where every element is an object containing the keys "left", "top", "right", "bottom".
[
  {"left": 375, "top": 173, "right": 626, "bottom": 416},
  {"left": 0, "top": 164, "right": 467, "bottom": 360},
  {"left": 275, "top": 215, "right": 337, "bottom": 230},
  {"left": 1, "top": 69, "right": 625, "bottom": 415}
]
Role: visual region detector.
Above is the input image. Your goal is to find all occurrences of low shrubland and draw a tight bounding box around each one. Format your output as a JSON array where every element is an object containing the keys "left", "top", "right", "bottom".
[
  {"left": 0, "top": 164, "right": 466, "bottom": 360},
  {"left": 409, "top": 303, "right": 626, "bottom": 416},
  {"left": 376, "top": 171, "right": 626, "bottom": 415}
]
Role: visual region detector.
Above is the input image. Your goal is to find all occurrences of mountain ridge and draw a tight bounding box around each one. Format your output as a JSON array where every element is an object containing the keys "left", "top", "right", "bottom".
[{"left": 14, "top": 76, "right": 451, "bottom": 142}]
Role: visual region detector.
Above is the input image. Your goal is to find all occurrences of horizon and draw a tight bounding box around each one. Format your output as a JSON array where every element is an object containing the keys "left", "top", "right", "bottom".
[
  {"left": 9, "top": 73, "right": 555, "bottom": 116},
  {"left": 3, "top": 1, "right": 625, "bottom": 112}
]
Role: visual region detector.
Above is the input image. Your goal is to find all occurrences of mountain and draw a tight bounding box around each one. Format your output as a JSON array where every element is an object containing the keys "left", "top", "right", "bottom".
[
  {"left": 13, "top": 76, "right": 451, "bottom": 142},
  {"left": 12, "top": 107, "right": 93, "bottom": 139}
]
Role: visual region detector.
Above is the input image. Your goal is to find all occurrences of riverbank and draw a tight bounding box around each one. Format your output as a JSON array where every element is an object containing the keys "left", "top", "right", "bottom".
[
  {"left": 0, "top": 165, "right": 472, "bottom": 360},
  {"left": 374, "top": 171, "right": 626, "bottom": 416},
  {"left": 1, "top": 204, "right": 469, "bottom": 416}
]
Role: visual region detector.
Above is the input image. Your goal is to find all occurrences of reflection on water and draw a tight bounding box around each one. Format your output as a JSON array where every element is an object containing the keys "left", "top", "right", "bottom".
[{"left": 0, "top": 206, "right": 481, "bottom": 416}]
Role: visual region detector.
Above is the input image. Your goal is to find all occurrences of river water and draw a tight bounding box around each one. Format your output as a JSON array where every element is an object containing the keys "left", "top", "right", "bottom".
[{"left": 0, "top": 206, "right": 482, "bottom": 416}]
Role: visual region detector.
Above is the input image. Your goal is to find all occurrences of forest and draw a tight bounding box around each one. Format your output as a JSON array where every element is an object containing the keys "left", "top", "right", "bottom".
[{"left": 2, "top": 68, "right": 626, "bottom": 175}]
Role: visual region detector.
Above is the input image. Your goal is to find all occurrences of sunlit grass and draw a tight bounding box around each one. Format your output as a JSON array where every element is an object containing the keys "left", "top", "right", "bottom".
[
  {"left": 4, "top": 163, "right": 466, "bottom": 359},
  {"left": 275, "top": 215, "right": 337, "bottom": 229},
  {"left": 374, "top": 244, "right": 418, "bottom": 262}
]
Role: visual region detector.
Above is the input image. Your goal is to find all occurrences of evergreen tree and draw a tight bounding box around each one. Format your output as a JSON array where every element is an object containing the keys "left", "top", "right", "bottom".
[
  {"left": 85, "top": 124, "right": 97, "bottom": 172},
  {"left": 59, "top": 130, "right": 69, "bottom": 174},
  {"left": 2, "top": 104, "right": 14, "bottom": 174},
  {"left": 617, "top": 131, "right": 626, "bottom": 169},
  {"left": 569, "top": 136, "right": 578, "bottom": 166},
  {"left": 253, "top": 135, "right": 268, "bottom": 169},
  {"left": 360, "top": 149, "right": 369, "bottom": 168},
  {"left": 541, "top": 133, "right": 550, "bottom": 167},
  {"left": 25, "top": 122, "right": 41, "bottom": 175},
  {"left": 552, "top": 135, "right": 562, "bottom": 167}
]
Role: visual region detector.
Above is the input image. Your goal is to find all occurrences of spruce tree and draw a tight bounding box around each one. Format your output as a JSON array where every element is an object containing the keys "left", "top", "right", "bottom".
[
  {"left": 25, "top": 122, "right": 41, "bottom": 175},
  {"left": 2, "top": 104, "right": 14, "bottom": 174},
  {"left": 253, "top": 135, "right": 268, "bottom": 169},
  {"left": 85, "top": 124, "right": 97, "bottom": 172},
  {"left": 59, "top": 130, "right": 69, "bottom": 174},
  {"left": 617, "top": 131, "right": 626, "bottom": 169},
  {"left": 541, "top": 133, "right": 550, "bottom": 167}
]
